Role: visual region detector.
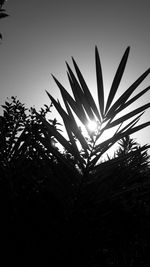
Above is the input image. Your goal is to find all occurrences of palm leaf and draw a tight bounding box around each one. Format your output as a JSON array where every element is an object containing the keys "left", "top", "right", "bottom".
[
  {"left": 72, "top": 57, "right": 101, "bottom": 121},
  {"left": 90, "top": 120, "right": 150, "bottom": 168},
  {"left": 108, "top": 103, "right": 150, "bottom": 129},
  {"left": 46, "top": 90, "right": 89, "bottom": 155},
  {"left": 63, "top": 97, "right": 90, "bottom": 154},
  {"left": 95, "top": 46, "right": 104, "bottom": 118},
  {"left": 116, "top": 86, "right": 150, "bottom": 114},
  {"left": 116, "top": 112, "right": 145, "bottom": 134},
  {"left": 105, "top": 46, "right": 130, "bottom": 114},
  {"left": 66, "top": 64, "right": 90, "bottom": 120},
  {"left": 52, "top": 75, "right": 88, "bottom": 126},
  {"left": 123, "top": 121, "right": 150, "bottom": 136},
  {"left": 66, "top": 63, "right": 95, "bottom": 121},
  {"left": 46, "top": 91, "right": 87, "bottom": 164},
  {"left": 97, "top": 120, "right": 150, "bottom": 156},
  {"left": 106, "top": 68, "right": 150, "bottom": 119}
]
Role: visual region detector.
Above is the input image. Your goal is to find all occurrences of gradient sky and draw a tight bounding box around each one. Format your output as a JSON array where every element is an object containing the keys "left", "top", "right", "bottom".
[{"left": 0, "top": 0, "right": 150, "bottom": 148}]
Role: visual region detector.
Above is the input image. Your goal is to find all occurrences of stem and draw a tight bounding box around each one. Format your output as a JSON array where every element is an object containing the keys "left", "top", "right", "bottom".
[{"left": 83, "top": 134, "right": 98, "bottom": 178}]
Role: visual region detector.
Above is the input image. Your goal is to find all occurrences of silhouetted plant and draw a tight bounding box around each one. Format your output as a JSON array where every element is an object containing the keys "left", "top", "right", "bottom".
[
  {"left": 32, "top": 47, "right": 150, "bottom": 266},
  {"left": 114, "top": 135, "right": 150, "bottom": 173},
  {"left": 35, "top": 46, "right": 150, "bottom": 177},
  {"left": 0, "top": 96, "right": 28, "bottom": 163},
  {"left": 2, "top": 47, "right": 150, "bottom": 266},
  {"left": 116, "top": 135, "right": 139, "bottom": 155},
  {"left": 0, "top": 96, "right": 63, "bottom": 208},
  {"left": 0, "top": 96, "right": 60, "bottom": 164}
]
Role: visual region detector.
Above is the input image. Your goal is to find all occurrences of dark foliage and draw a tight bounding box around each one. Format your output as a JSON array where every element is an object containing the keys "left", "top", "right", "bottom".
[
  {"left": 1, "top": 46, "right": 150, "bottom": 265},
  {"left": 0, "top": 97, "right": 150, "bottom": 266}
]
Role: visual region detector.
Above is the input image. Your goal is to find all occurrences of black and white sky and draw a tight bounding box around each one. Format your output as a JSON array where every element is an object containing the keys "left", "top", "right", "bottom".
[{"left": 0, "top": 0, "right": 150, "bottom": 147}]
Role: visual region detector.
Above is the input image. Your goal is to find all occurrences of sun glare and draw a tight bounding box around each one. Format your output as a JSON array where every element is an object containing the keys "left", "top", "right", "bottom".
[{"left": 87, "top": 120, "right": 98, "bottom": 132}]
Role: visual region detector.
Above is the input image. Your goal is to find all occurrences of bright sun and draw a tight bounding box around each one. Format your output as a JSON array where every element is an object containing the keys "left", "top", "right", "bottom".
[{"left": 87, "top": 120, "right": 98, "bottom": 132}]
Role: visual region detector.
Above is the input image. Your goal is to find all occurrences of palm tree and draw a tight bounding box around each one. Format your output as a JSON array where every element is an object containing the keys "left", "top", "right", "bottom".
[{"left": 35, "top": 46, "right": 150, "bottom": 176}]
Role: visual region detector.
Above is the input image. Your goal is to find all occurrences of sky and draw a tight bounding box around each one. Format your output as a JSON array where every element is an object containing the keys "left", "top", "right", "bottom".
[{"left": 0, "top": 0, "right": 150, "bottom": 150}]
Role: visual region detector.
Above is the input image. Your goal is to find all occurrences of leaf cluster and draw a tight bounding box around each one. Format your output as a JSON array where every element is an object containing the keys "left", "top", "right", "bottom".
[{"left": 36, "top": 47, "right": 150, "bottom": 177}]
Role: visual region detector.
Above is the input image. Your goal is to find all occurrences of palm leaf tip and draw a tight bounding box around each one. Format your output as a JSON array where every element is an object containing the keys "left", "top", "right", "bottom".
[
  {"left": 106, "top": 68, "right": 150, "bottom": 119},
  {"left": 105, "top": 46, "right": 130, "bottom": 115},
  {"left": 95, "top": 46, "right": 104, "bottom": 118}
]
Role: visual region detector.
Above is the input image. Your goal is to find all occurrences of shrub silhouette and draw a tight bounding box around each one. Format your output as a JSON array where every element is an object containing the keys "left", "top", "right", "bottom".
[{"left": 1, "top": 47, "right": 150, "bottom": 266}]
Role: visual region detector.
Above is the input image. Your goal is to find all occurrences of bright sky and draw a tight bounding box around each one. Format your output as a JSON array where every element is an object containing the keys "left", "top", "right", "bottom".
[{"left": 0, "top": 0, "right": 150, "bottom": 150}]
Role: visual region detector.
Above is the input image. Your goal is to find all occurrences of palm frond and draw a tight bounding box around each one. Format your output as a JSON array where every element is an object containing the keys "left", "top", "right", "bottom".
[
  {"left": 46, "top": 90, "right": 89, "bottom": 156},
  {"left": 37, "top": 46, "right": 150, "bottom": 172},
  {"left": 52, "top": 75, "right": 88, "bottom": 126},
  {"left": 116, "top": 86, "right": 150, "bottom": 114},
  {"left": 105, "top": 46, "right": 130, "bottom": 114},
  {"left": 67, "top": 66, "right": 95, "bottom": 122},
  {"left": 46, "top": 91, "right": 88, "bottom": 162},
  {"left": 72, "top": 57, "right": 101, "bottom": 121},
  {"left": 106, "top": 68, "right": 150, "bottom": 119},
  {"left": 108, "top": 103, "right": 150, "bottom": 129},
  {"left": 95, "top": 46, "right": 104, "bottom": 118},
  {"left": 90, "top": 121, "right": 150, "bottom": 168}
]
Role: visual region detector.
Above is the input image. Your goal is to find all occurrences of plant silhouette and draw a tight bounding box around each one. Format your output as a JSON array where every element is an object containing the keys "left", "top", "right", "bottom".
[
  {"left": 1, "top": 47, "right": 150, "bottom": 266},
  {"left": 36, "top": 46, "right": 150, "bottom": 176}
]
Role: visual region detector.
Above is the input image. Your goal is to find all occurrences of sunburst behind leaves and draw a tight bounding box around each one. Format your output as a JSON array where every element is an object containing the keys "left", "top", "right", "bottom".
[{"left": 36, "top": 46, "right": 150, "bottom": 173}]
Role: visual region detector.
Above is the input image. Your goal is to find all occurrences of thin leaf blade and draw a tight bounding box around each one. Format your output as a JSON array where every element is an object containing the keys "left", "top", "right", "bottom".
[
  {"left": 105, "top": 47, "right": 130, "bottom": 114},
  {"left": 108, "top": 103, "right": 150, "bottom": 129},
  {"left": 95, "top": 46, "right": 104, "bottom": 118},
  {"left": 117, "top": 86, "right": 150, "bottom": 114},
  {"left": 52, "top": 74, "right": 88, "bottom": 126},
  {"left": 106, "top": 68, "right": 150, "bottom": 119},
  {"left": 72, "top": 57, "right": 101, "bottom": 121},
  {"left": 66, "top": 64, "right": 95, "bottom": 121}
]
